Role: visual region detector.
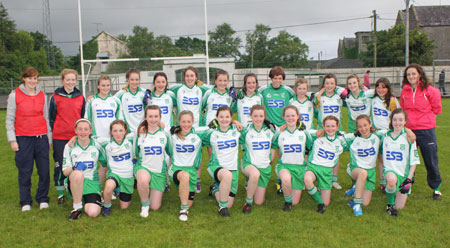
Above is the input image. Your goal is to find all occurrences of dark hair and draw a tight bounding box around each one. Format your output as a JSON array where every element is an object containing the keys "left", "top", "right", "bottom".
[
  {"left": 355, "top": 114, "right": 371, "bottom": 126},
  {"left": 216, "top": 105, "right": 232, "bottom": 117},
  {"left": 243, "top": 73, "right": 258, "bottom": 95},
  {"left": 184, "top": 66, "right": 199, "bottom": 79},
  {"left": 125, "top": 68, "right": 140, "bottom": 90},
  {"left": 322, "top": 115, "right": 340, "bottom": 127},
  {"left": 402, "top": 64, "right": 429, "bottom": 90},
  {"left": 269, "top": 66, "right": 285, "bottom": 80},
  {"left": 283, "top": 105, "right": 302, "bottom": 127},
  {"left": 375, "top": 77, "right": 394, "bottom": 109},
  {"left": 214, "top": 70, "right": 229, "bottom": 81},
  {"left": 389, "top": 108, "right": 408, "bottom": 130},
  {"left": 319, "top": 73, "right": 337, "bottom": 90},
  {"left": 97, "top": 74, "right": 111, "bottom": 93},
  {"left": 175, "top": 111, "right": 194, "bottom": 140},
  {"left": 250, "top": 104, "right": 266, "bottom": 117},
  {"left": 153, "top": 72, "right": 168, "bottom": 92},
  {"left": 366, "top": 70, "right": 370, "bottom": 73},
  {"left": 138, "top": 105, "right": 161, "bottom": 134},
  {"left": 346, "top": 74, "right": 362, "bottom": 88},
  {"left": 110, "top": 120, "right": 129, "bottom": 136},
  {"left": 21, "top": 67, "right": 39, "bottom": 83}
]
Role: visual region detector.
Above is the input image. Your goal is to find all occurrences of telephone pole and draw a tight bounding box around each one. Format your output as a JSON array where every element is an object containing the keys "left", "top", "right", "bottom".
[
  {"left": 373, "top": 10, "right": 377, "bottom": 67},
  {"left": 405, "top": 0, "right": 410, "bottom": 66}
]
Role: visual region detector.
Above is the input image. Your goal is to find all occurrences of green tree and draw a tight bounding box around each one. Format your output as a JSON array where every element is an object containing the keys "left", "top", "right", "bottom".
[
  {"left": 240, "top": 24, "right": 271, "bottom": 68},
  {"left": 175, "top": 37, "right": 205, "bottom": 55},
  {"left": 208, "top": 23, "right": 241, "bottom": 59},
  {"left": 29, "top": 31, "right": 67, "bottom": 72},
  {"left": 0, "top": 3, "right": 16, "bottom": 53},
  {"left": 264, "top": 30, "right": 309, "bottom": 68},
  {"left": 67, "top": 38, "right": 98, "bottom": 72},
  {"left": 360, "top": 24, "right": 436, "bottom": 66}
]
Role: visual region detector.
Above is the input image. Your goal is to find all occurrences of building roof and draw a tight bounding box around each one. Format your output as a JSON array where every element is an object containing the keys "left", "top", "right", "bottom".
[
  {"left": 320, "top": 58, "right": 364, "bottom": 69},
  {"left": 398, "top": 5, "right": 450, "bottom": 27}
]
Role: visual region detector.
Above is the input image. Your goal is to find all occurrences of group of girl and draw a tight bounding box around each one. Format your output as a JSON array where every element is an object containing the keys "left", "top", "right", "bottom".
[{"left": 7, "top": 64, "right": 441, "bottom": 222}]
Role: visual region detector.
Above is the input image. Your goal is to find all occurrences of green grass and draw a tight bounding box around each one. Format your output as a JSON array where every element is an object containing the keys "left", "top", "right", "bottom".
[{"left": 0, "top": 101, "right": 449, "bottom": 247}]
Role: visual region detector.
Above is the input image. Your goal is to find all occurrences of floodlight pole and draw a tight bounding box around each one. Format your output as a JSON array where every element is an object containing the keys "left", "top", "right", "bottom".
[
  {"left": 204, "top": 0, "right": 210, "bottom": 85},
  {"left": 77, "top": 0, "right": 86, "bottom": 97},
  {"left": 405, "top": 0, "right": 410, "bottom": 66}
]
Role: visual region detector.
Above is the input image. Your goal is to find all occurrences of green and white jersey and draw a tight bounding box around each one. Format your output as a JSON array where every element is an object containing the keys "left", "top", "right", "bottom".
[
  {"left": 135, "top": 128, "right": 172, "bottom": 174},
  {"left": 308, "top": 133, "right": 347, "bottom": 168},
  {"left": 171, "top": 127, "right": 209, "bottom": 169},
  {"left": 237, "top": 92, "right": 263, "bottom": 126},
  {"left": 203, "top": 125, "right": 241, "bottom": 171},
  {"left": 314, "top": 91, "right": 344, "bottom": 129},
  {"left": 371, "top": 96, "right": 400, "bottom": 130},
  {"left": 62, "top": 138, "right": 106, "bottom": 181},
  {"left": 382, "top": 128, "right": 420, "bottom": 177},
  {"left": 148, "top": 90, "right": 176, "bottom": 132},
  {"left": 96, "top": 134, "right": 134, "bottom": 178},
  {"left": 170, "top": 84, "right": 209, "bottom": 128},
  {"left": 201, "top": 87, "right": 237, "bottom": 126},
  {"left": 114, "top": 87, "right": 146, "bottom": 133},
  {"left": 85, "top": 94, "right": 122, "bottom": 138},
  {"left": 239, "top": 124, "right": 275, "bottom": 169},
  {"left": 344, "top": 89, "right": 375, "bottom": 121},
  {"left": 344, "top": 132, "right": 383, "bottom": 170},
  {"left": 272, "top": 127, "right": 313, "bottom": 166},
  {"left": 258, "top": 83, "right": 295, "bottom": 127},
  {"left": 289, "top": 96, "right": 315, "bottom": 129}
]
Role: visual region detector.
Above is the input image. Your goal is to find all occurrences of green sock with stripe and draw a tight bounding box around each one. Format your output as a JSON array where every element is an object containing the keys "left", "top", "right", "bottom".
[
  {"left": 103, "top": 202, "right": 112, "bottom": 208},
  {"left": 246, "top": 197, "right": 253, "bottom": 205},
  {"left": 434, "top": 184, "right": 441, "bottom": 191},
  {"left": 332, "top": 175, "right": 338, "bottom": 183},
  {"left": 284, "top": 194, "right": 292, "bottom": 203},
  {"left": 181, "top": 204, "right": 189, "bottom": 211},
  {"left": 307, "top": 186, "right": 324, "bottom": 204},
  {"left": 219, "top": 200, "right": 228, "bottom": 208},
  {"left": 385, "top": 187, "right": 396, "bottom": 205},
  {"left": 380, "top": 178, "right": 386, "bottom": 186},
  {"left": 353, "top": 197, "right": 362, "bottom": 206},
  {"left": 141, "top": 200, "right": 150, "bottom": 207}
]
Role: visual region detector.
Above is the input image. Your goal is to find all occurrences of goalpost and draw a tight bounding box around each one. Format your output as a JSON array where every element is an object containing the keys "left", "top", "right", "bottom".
[{"left": 76, "top": 0, "right": 211, "bottom": 97}]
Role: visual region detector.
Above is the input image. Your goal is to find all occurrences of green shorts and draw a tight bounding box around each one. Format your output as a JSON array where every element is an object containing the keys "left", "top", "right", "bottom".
[
  {"left": 241, "top": 162, "right": 272, "bottom": 188},
  {"left": 207, "top": 164, "right": 239, "bottom": 197},
  {"left": 106, "top": 171, "right": 134, "bottom": 194},
  {"left": 348, "top": 164, "right": 376, "bottom": 191},
  {"left": 65, "top": 177, "right": 101, "bottom": 198},
  {"left": 306, "top": 163, "right": 333, "bottom": 190},
  {"left": 134, "top": 165, "right": 166, "bottom": 192},
  {"left": 383, "top": 170, "right": 412, "bottom": 194},
  {"left": 276, "top": 163, "right": 306, "bottom": 190},
  {"left": 169, "top": 165, "right": 197, "bottom": 192}
]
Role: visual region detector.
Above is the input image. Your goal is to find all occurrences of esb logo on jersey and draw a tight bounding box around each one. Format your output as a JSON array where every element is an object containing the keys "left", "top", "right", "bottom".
[
  {"left": 96, "top": 109, "right": 114, "bottom": 118},
  {"left": 176, "top": 144, "right": 195, "bottom": 153},
  {"left": 252, "top": 141, "right": 270, "bottom": 150},
  {"left": 283, "top": 144, "right": 302, "bottom": 153},
  {"left": 243, "top": 106, "right": 251, "bottom": 115},
  {"left": 268, "top": 100, "right": 284, "bottom": 108},
  {"left": 373, "top": 107, "right": 388, "bottom": 116},
  {"left": 182, "top": 96, "right": 199, "bottom": 105},
  {"left": 160, "top": 106, "right": 169, "bottom": 114},
  {"left": 217, "top": 140, "right": 237, "bottom": 150},
  {"left": 144, "top": 146, "right": 163, "bottom": 155},
  {"left": 357, "top": 147, "right": 376, "bottom": 157},
  {"left": 386, "top": 151, "right": 403, "bottom": 161},
  {"left": 128, "top": 104, "right": 143, "bottom": 113},
  {"left": 112, "top": 152, "right": 131, "bottom": 162},
  {"left": 318, "top": 148, "right": 335, "bottom": 160},
  {"left": 350, "top": 105, "right": 366, "bottom": 111},
  {"left": 323, "top": 106, "right": 339, "bottom": 113},
  {"left": 301, "top": 113, "right": 310, "bottom": 121},
  {"left": 212, "top": 104, "right": 228, "bottom": 110}
]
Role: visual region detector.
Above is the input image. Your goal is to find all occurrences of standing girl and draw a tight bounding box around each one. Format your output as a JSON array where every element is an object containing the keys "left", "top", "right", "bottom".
[
  {"left": 168, "top": 111, "right": 209, "bottom": 221},
  {"left": 371, "top": 77, "right": 399, "bottom": 192},
  {"left": 146, "top": 72, "right": 176, "bottom": 132},
  {"left": 49, "top": 69, "right": 86, "bottom": 204},
  {"left": 383, "top": 109, "right": 420, "bottom": 217},
  {"left": 400, "top": 64, "right": 442, "bottom": 200},
  {"left": 85, "top": 74, "right": 122, "bottom": 138},
  {"left": 204, "top": 106, "right": 241, "bottom": 217},
  {"left": 289, "top": 78, "right": 315, "bottom": 130},
  {"left": 240, "top": 105, "right": 275, "bottom": 213},
  {"left": 62, "top": 119, "right": 106, "bottom": 220},
  {"left": 115, "top": 68, "right": 146, "bottom": 133},
  {"left": 304, "top": 116, "right": 347, "bottom": 213},
  {"left": 134, "top": 105, "right": 172, "bottom": 218},
  {"left": 237, "top": 73, "right": 263, "bottom": 126},
  {"left": 273, "top": 106, "right": 312, "bottom": 211},
  {"left": 6, "top": 67, "right": 51, "bottom": 211}
]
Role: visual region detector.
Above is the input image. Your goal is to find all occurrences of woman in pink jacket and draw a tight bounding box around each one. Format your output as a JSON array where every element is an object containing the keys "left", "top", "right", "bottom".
[{"left": 400, "top": 64, "right": 442, "bottom": 200}]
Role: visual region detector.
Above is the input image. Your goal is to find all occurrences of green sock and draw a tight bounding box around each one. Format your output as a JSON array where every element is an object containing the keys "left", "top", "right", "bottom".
[
  {"left": 219, "top": 200, "right": 228, "bottom": 208},
  {"left": 57, "top": 189, "right": 65, "bottom": 197},
  {"left": 197, "top": 177, "right": 201, "bottom": 183},
  {"left": 307, "top": 186, "right": 324, "bottom": 204},
  {"left": 181, "top": 204, "right": 189, "bottom": 211},
  {"left": 103, "top": 202, "right": 112, "bottom": 208},
  {"left": 141, "top": 200, "right": 150, "bottom": 207},
  {"left": 353, "top": 197, "right": 363, "bottom": 205},
  {"left": 435, "top": 184, "right": 441, "bottom": 191},
  {"left": 380, "top": 179, "right": 386, "bottom": 186},
  {"left": 385, "top": 187, "right": 396, "bottom": 205},
  {"left": 246, "top": 197, "right": 253, "bottom": 205},
  {"left": 284, "top": 194, "right": 292, "bottom": 203},
  {"left": 332, "top": 175, "right": 338, "bottom": 183}
]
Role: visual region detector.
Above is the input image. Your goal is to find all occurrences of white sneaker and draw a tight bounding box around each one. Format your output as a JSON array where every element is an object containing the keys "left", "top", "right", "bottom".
[
  {"left": 40, "top": 202, "right": 49, "bottom": 210},
  {"left": 140, "top": 206, "right": 149, "bottom": 218},
  {"left": 179, "top": 209, "right": 189, "bottom": 221},
  {"left": 332, "top": 182, "right": 342, "bottom": 190},
  {"left": 111, "top": 194, "right": 117, "bottom": 200},
  {"left": 21, "top": 205, "right": 31, "bottom": 212}
]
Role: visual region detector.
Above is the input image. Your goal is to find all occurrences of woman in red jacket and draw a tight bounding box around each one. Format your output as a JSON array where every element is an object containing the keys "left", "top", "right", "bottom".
[
  {"left": 400, "top": 64, "right": 442, "bottom": 200},
  {"left": 6, "top": 67, "right": 52, "bottom": 211}
]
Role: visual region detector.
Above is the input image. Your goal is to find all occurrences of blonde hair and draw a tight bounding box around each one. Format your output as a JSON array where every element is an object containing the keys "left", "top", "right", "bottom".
[{"left": 60, "top": 69, "right": 78, "bottom": 81}]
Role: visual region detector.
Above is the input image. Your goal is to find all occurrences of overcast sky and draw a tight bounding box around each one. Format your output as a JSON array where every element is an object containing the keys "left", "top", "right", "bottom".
[{"left": 3, "top": 0, "right": 449, "bottom": 59}]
